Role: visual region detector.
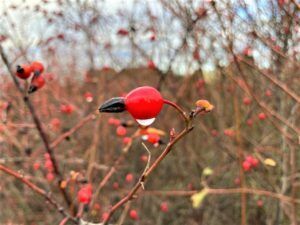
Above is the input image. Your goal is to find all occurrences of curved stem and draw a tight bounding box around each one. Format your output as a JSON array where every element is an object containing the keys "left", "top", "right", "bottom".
[
  {"left": 163, "top": 99, "right": 189, "bottom": 124},
  {"left": 102, "top": 100, "right": 208, "bottom": 224},
  {"left": 102, "top": 126, "right": 193, "bottom": 224}
]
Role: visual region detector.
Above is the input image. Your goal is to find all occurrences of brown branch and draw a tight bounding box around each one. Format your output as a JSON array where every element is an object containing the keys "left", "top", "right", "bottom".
[
  {"left": 0, "top": 164, "right": 78, "bottom": 224},
  {"left": 210, "top": 4, "right": 248, "bottom": 224},
  {"left": 230, "top": 58, "right": 300, "bottom": 138},
  {"left": 143, "top": 188, "right": 300, "bottom": 204},
  {"left": 31, "top": 113, "right": 96, "bottom": 160},
  {"left": 0, "top": 44, "right": 72, "bottom": 207},
  {"left": 239, "top": 56, "right": 300, "bottom": 104},
  {"left": 291, "top": 0, "right": 300, "bottom": 10},
  {"left": 51, "top": 113, "right": 96, "bottom": 149},
  {"left": 229, "top": 75, "right": 298, "bottom": 142},
  {"left": 102, "top": 102, "right": 208, "bottom": 224},
  {"left": 89, "top": 133, "right": 138, "bottom": 210}
]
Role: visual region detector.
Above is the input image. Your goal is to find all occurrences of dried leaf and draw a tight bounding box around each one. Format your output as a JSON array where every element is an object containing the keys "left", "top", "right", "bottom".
[
  {"left": 264, "top": 158, "right": 276, "bottom": 167},
  {"left": 195, "top": 100, "right": 214, "bottom": 112},
  {"left": 202, "top": 167, "right": 213, "bottom": 176},
  {"left": 70, "top": 170, "right": 79, "bottom": 180},
  {"left": 146, "top": 127, "right": 166, "bottom": 136},
  {"left": 60, "top": 180, "right": 67, "bottom": 189},
  {"left": 191, "top": 188, "right": 208, "bottom": 208}
]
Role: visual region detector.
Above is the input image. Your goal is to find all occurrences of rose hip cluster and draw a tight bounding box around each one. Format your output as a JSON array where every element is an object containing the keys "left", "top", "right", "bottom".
[
  {"left": 15, "top": 61, "right": 47, "bottom": 94},
  {"left": 60, "top": 104, "right": 75, "bottom": 115},
  {"left": 242, "top": 155, "right": 259, "bottom": 172}
]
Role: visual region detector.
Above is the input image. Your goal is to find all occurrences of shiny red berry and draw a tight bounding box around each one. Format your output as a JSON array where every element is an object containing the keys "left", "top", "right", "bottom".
[
  {"left": 46, "top": 172, "right": 54, "bottom": 181},
  {"left": 125, "top": 173, "right": 134, "bottom": 183},
  {"left": 31, "top": 61, "right": 44, "bottom": 73},
  {"left": 50, "top": 118, "right": 61, "bottom": 130},
  {"left": 224, "top": 129, "right": 235, "bottom": 137},
  {"left": 33, "top": 162, "right": 40, "bottom": 171},
  {"left": 44, "top": 153, "right": 50, "bottom": 159},
  {"left": 113, "top": 182, "right": 119, "bottom": 190},
  {"left": 243, "top": 97, "right": 252, "bottom": 105},
  {"left": 265, "top": 89, "right": 272, "bottom": 97},
  {"left": 16, "top": 64, "right": 33, "bottom": 79},
  {"left": 258, "top": 113, "right": 267, "bottom": 120},
  {"left": 60, "top": 104, "right": 74, "bottom": 115},
  {"left": 246, "top": 156, "right": 259, "bottom": 167},
  {"left": 125, "top": 86, "right": 163, "bottom": 120},
  {"left": 34, "top": 75, "right": 45, "bottom": 88},
  {"left": 147, "top": 133, "right": 160, "bottom": 144},
  {"left": 242, "top": 161, "right": 251, "bottom": 171},
  {"left": 77, "top": 184, "right": 93, "bottom": 204},
  {"left": 123, "top": 137, "right": 132, "bottom": 145},
  {"left": 140, "top": 154, "right": 148, "bottom": 163},
  {"left": 160, "top": 202, "right": 169, "bottom": 213},
  {"left": 129, "top": 209, "right": 138, "bottom": 220},
  {"left": 45, "top": 159, "right": 53, "bottom": 171},
  {"left": 116, "top": 126, "right": 127, "bottom": 136},
  {"left": 246, "top": 119, "right": 253, "bottom": 126},
  {"left": 108, "top": 117, "right": 121, "bottom": 126}
]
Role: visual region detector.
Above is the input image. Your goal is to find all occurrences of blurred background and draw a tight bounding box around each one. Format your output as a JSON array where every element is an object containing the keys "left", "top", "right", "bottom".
[{"left": 0, "top": 0, "right": 299, "bottom": 225}]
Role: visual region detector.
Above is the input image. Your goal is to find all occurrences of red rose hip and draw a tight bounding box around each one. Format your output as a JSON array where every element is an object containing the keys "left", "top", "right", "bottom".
[{"left": 99, "top": 86, "right": 164, "bottom": 126}]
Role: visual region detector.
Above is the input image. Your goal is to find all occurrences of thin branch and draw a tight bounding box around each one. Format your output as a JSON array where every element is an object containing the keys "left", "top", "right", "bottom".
[
  {"left": 102, "top": 104, "right": 208, "bottom": 224},
  {"left": 143, "top": 188, "right": 300, "bottom": 204},
  {"left": 0, "top": 164, "right": 78, "bottom": 224},
  {"left": 32, "top": 112, "right": 96, "bottom": 158},
  {"left": 0, "top": 44, "right": 72, "bottom": 206}
]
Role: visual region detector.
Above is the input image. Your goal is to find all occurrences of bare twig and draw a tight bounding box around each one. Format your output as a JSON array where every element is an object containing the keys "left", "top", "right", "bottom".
[
  {"left": 143, "top": 188, "right": 300, "bottom": 204},
  {"left": 102, "top": 102, "right": 208, "bottom": 224},
  {"left": 0, "top": 164, "right": 78, "bottom": 224},
  {"left": 0, "top": 44, "right": 72, "bottom": 206}
]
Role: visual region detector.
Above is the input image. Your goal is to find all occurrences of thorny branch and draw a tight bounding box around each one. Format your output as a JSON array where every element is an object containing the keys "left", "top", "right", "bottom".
[
  {"left": 0, "top": 44, "right": 72, "bottom": 207},
  {"left": 102, "top": 102, "right": 210, "bottom": 224},
  {"left": 0, "top": 164, "right": 78, "bottom": 224}
]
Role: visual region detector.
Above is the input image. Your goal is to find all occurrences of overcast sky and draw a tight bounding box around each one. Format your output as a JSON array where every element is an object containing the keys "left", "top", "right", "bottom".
[{"left": 0, "top": 0, "right": 279, "bottom": 76}]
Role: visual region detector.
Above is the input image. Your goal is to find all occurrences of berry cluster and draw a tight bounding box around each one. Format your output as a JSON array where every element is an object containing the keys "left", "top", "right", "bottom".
[
  {"left": 242, "top": 155, "right": 259, "bottom": 172},
  {"left": 15, "top": 61, "right": 46, "bottom": 94},
  {"left": 60, "top": 104, "right": 75, "bottom": 115}
]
